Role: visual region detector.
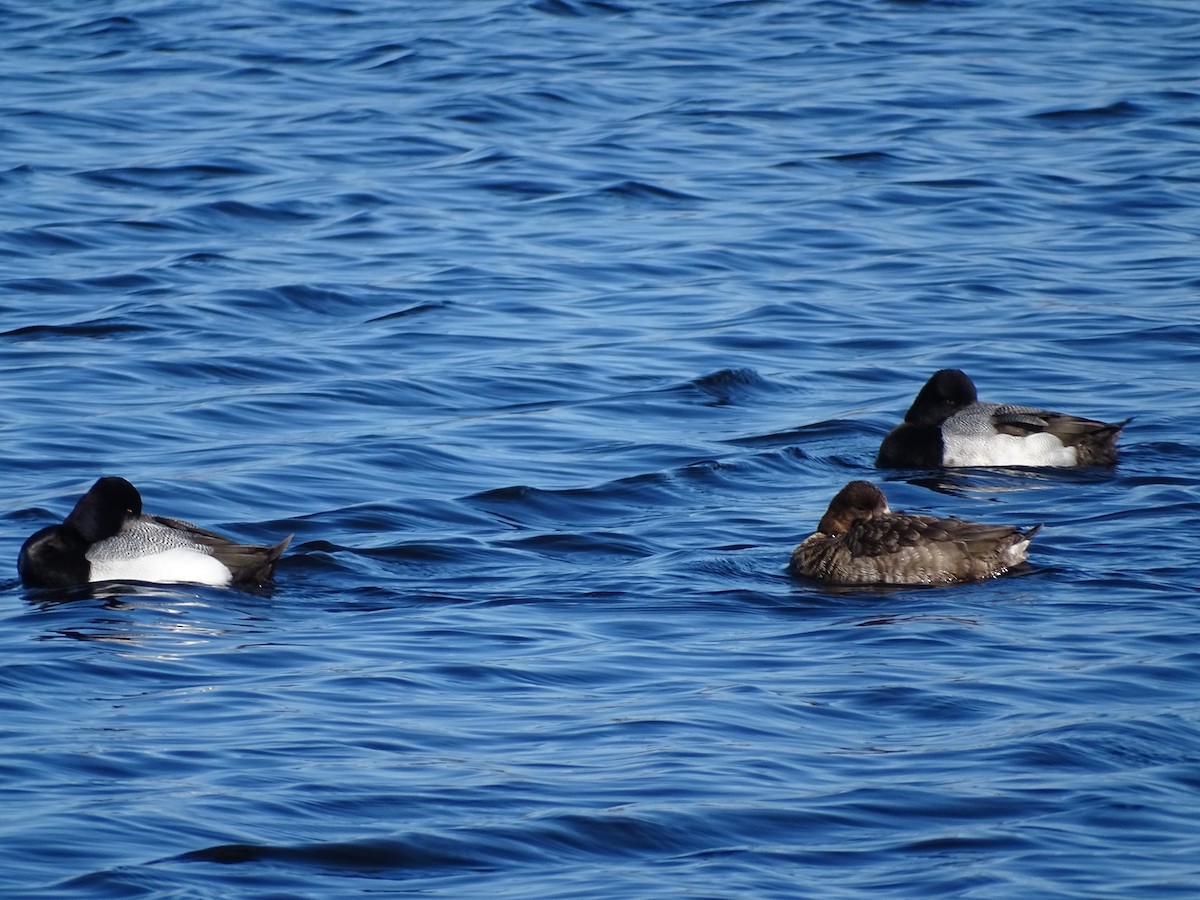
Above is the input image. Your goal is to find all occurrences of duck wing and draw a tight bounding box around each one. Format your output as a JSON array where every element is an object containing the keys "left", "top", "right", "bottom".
[
  {"left": 149, "top": 515, "right": 292, "bottom": 585},
  {"left": 989, "top": 405, "right": 1056, "bottom": 436},
  {"left": 991, "top": 404, "right": 1127, "bottom": 441},
  {"left": 846, "top": 513, "right": 1022, "bottom": 554},
  {"left": 849, "top": 514, "right": 1036, "bottom": 582}
]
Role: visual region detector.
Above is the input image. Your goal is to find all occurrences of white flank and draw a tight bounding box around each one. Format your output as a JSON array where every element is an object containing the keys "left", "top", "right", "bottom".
[
  {"left": 941, "top": 430, "right": 1077, "bottom": 467},
  {"left": 940, "top": 404, "right": 1080, "bottom": 468},
  {"left": 87, "top": 547, "right": 232, "bottom": 587}
]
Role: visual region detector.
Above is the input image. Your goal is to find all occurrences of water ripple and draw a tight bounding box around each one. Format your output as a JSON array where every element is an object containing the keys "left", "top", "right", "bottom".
[{"left": 3, "top": 0, "right": 1200, "bottom": 897}]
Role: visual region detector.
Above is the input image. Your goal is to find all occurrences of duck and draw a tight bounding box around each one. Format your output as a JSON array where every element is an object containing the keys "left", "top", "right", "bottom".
[
  {"left": 877, "top": 368, "right": 1128, "bottom": 468},
  {"left": 790, "top": 480, "right": 1040, "bottom": 585},
  {"left": 18, "top": 476, "right": 291, "bottom": 589}
]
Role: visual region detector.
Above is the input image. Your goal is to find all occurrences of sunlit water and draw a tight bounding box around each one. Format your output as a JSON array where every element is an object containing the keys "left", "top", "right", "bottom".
[{"left": 2, "top": 1, "right": 1199, "bottom": 897}]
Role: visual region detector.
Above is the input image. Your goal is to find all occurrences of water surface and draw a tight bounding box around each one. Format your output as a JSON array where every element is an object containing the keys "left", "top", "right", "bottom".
[{"left": 2, "top": 1, "right": 1199, "bottom": 897}]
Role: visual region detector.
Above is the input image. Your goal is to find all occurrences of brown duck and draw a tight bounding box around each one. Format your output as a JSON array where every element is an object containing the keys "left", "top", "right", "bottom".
[{"left": 791, "top": 480, "right": 1040, "bottom": 586}]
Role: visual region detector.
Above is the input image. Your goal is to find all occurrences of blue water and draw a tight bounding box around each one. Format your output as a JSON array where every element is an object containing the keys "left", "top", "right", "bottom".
[{"left": 3, "top": 1, "right": 1200, "bottom": 896}]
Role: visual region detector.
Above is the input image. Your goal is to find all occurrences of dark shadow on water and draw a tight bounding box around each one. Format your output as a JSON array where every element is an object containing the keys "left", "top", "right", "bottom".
[
  {"left": 22, "top": 578, "right": 278, "bottom": 609},
  {"left": 887, "top": 465, "right": 1121, "bottom": 500}
]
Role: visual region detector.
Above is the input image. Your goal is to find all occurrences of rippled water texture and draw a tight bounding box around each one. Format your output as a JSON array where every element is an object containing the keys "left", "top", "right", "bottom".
[{"left": 2, "top": 1, "right": 1200, "bottom": 897}]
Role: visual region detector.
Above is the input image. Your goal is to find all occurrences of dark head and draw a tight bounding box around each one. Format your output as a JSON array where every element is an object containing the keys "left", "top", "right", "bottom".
[
  {"left": 904, "top": 369, "right": 978, "bottom": 426},
  {"left": 816, "top": 480, "right": 890, "bottom": 535},
  {"left": 63, "top": 477, "right": 142, "bottom": 543}
]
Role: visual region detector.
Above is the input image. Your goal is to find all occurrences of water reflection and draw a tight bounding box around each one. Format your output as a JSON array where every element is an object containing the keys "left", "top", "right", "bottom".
[
  {"left": 24, "top": 581, "right": 263, "bottom": 647},
  {"left": 895, "top": 465, "right": 1116, "bottom": 499}
]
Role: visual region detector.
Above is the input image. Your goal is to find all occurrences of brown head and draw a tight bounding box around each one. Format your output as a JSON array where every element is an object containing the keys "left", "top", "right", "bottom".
[{"left": 816, "top": 480, "right": 890, "bottom": 535}]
